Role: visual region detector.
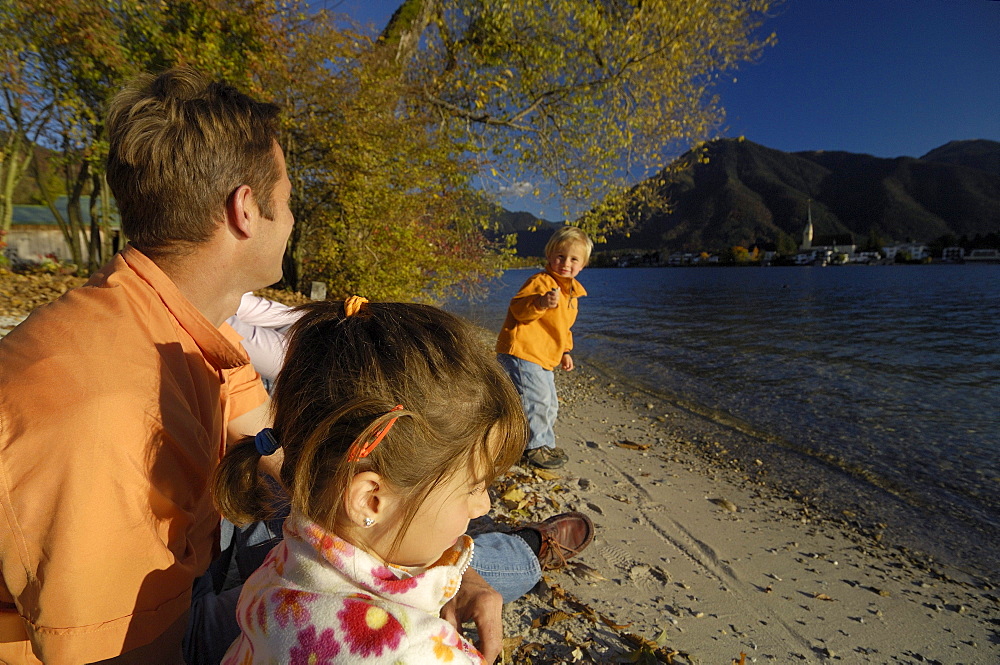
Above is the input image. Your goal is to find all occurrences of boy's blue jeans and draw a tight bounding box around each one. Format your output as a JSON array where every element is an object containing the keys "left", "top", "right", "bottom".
[
  {"left": 497, "top": 353, "right": 558, "bottom": 450},
  {"left": 185, "top": 512, "right": 541, "bottom": 663}
]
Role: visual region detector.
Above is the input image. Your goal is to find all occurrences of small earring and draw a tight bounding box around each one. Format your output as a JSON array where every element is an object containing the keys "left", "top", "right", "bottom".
[{"left": 363, "top": 517, "right": 375, "bottom": 528}]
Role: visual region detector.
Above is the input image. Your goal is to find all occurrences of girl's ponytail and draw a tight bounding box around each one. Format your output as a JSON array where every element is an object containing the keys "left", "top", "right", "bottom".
[{"left": 213, "top": 435, "right": 278, "bottom": 526}]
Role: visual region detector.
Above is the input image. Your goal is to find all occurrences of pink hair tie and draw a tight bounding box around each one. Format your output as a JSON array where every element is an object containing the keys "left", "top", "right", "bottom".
[
  {"left": 348, "top": 405, "right": 404, "bottom": 461},
  {"left": 344, "top": 296, "right": 368, "bottom": 317}
]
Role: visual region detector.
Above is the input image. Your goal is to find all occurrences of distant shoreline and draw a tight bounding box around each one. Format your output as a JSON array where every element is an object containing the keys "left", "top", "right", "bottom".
[{"left": 585, "top": 256, "right": 1000, "bottom": 269}]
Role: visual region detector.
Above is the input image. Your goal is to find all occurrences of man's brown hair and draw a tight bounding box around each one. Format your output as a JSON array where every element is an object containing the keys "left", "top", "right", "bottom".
[{"left": 105, "top": 68, "right": 281, "bottom": 256}]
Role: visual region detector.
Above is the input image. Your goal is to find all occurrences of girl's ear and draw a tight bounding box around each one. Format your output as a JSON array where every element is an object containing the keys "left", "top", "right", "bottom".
[{"left": 343, "top": 471, "right": 394, "bottom": 528}]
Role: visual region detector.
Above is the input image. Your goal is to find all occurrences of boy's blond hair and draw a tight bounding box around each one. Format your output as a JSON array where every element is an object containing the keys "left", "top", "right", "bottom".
[{"left": 545, "top": 226, "right": 593, "bottom": 264}]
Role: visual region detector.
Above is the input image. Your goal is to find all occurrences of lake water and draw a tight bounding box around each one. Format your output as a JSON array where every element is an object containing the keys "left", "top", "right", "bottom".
[{"left": 446, "top": 264, "right": 1000, "bottom": 583}]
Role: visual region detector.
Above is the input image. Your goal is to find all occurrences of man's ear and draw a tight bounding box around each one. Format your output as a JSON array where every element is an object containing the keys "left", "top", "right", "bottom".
[
  {"left": 343, "top": 471, "right": 394, "bottom": 528},
  {"left": 227, "top": 184, "right": 256, "bottom": 240}
]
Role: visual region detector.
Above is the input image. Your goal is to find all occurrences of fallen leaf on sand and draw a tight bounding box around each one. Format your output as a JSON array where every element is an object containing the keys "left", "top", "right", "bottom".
[
  {"left": 566, "top": 561, "right": 609, "bottom": 582},
  {"left": 510, "top": 641, "right": 544, "bottom": 661},
  {"left": 531, "top": 610, "right": 573, "bottom": 628},
  {"left": 500, "top": 487, "right": 527, "bottom": 510},
  {"left": 533, "top": 468, "right": 561, "bottom": 481},
  {"left": 501, "top": 635, "right": 524, "bottom": 661},
  {"left": 547, "top": 584, "right": 568, "bottom": 601},
  {"left": 615, "top": 439, "right": 652, "bottom": 450},
  {"left": 620, "top": 630, "right": 689, "bottom": 664},
  {"left": 599, "top": 614, "right": 632, "bottom": 630},
  {"left": 709, "top": 498, "right": 738, "bottom": 512}
]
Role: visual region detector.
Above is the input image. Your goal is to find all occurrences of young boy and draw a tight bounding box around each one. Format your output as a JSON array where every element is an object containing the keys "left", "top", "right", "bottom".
[{"left": 496, "top": 226, "right": 593, "bottom": 469}]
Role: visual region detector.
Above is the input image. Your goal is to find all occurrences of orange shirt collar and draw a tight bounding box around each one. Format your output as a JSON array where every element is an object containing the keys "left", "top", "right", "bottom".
[
  {"left": 544, "top": 267, "right": 587, "bottom": 296},
  {"left": 118, "top": 244, "right": 249, "bottom": 371}
]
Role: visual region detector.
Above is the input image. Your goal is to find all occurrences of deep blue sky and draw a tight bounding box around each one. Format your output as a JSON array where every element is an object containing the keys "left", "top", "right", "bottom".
[
  {"left": 320, "top": 0, "right": 1000, "bottom": 214},
  {"left": 716, "top": 0, "right": 1000, "bottom": 158}
]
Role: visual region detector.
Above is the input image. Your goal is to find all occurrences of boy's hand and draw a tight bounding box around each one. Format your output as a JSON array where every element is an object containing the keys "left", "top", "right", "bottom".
[
  {"left": 536, "top": 288, "right": 560, "bottom": 309},
  {"left": 561, "top": 352, "right": 574, "bottom": 371}
]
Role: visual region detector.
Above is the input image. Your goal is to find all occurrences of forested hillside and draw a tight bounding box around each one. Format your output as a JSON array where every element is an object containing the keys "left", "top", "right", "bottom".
[
  {"left": 520, "top": 138, "right": 1000, "bottom": 256},
  {"left": 650, "top": 138, "right": 1000, "bottom": 252}
]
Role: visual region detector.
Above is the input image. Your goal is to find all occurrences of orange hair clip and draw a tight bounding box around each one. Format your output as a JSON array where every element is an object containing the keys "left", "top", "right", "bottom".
[
  {"left": 344, "top": 295, "right": 368, "bottom": 317},
  {"left": 348, "top": 405, "right": 404, "bottom": 461}
]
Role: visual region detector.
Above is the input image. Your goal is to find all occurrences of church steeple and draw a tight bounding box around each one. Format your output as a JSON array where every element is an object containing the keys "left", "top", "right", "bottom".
[{"left": 802, "top": 199, "right": 814, "bottom": 250}]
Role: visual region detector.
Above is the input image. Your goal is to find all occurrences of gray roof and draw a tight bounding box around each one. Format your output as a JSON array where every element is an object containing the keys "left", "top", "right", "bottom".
[{"left": 12, "top": 196, "right": 120, "bottom": 228}]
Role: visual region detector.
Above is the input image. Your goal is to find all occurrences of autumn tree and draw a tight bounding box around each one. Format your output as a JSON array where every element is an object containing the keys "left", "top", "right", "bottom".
[
  {"left": 376, "top": 0, "right": 776, "bottom": 236},
  {"left": 1, "top": 0, "right": 296, "bottom": 271},
  {"left": 267, "top": 0, "right": 776, "bottom": 298},
  {"left": 0, "top": 2, "right": 55, "bottom": 236},
  {"left": 722, "top": 245, "right": 750, "bottom": 264},
  {"left": 776, "top": 230, "right": 798, "bottom": 256},
  {"left": 264, "top": 17, "right": 513, "bottom": 299},
  {"left": 18, "top": 1, "right": 140, "bottom": 269}
]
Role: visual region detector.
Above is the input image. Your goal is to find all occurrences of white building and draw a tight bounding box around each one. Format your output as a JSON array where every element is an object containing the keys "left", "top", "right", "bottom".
[
  {"left": 941, "top": 247, "right": 965, "bottom": 262},
  {"left": 965, "top": 248, "right": 1000, "bottom": 262},
  {"left": 883, "top": 243, "right": 929, "bottom": 261}
]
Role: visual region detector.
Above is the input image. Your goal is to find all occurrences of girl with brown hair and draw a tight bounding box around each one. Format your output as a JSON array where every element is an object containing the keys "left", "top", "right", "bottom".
[{"left": 215, "top": 298, "right": 531, "bottom": 663}]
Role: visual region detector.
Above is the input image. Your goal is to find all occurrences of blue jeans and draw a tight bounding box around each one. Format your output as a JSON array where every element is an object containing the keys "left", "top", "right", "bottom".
[
  {"left": 497, "top": 354, "right": 558, "bottom": 451},
  {"left": 471, "top": 531, "right": 542, "bottom": 603},
  {"left": 184, "top": 513, "right": 286, "bottom": 665},
  {"left": 184, "top": 510, "right": 540, "bottom": 663}
]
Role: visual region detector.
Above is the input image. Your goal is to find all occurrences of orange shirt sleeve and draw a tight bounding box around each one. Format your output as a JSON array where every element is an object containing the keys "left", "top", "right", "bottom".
[{"left": 506, "top": 274, "right": 557, "bottom": 323}]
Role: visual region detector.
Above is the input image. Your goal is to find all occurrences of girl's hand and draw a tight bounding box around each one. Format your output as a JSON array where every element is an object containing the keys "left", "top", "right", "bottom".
[
  {"left": 561, "top": 352, "right": 574, "bottom": 371},
  {"left": 440, "top": 568, "right": 503, "bottom": 664}
]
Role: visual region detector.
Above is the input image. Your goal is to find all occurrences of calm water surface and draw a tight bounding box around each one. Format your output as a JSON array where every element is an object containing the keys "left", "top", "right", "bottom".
[{"left": 447, "top": 264, "right": 1000, "bottom": 581}]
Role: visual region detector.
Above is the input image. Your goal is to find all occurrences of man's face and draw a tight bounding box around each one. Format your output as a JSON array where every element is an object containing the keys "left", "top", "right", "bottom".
[{"left": 256, "top": 142, "right": 295, "bottom": 286}]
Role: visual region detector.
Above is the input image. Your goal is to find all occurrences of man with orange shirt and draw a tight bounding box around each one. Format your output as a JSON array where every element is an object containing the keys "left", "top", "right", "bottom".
[{"left": 0, "top": 68, "right": 286, "bottom": 665}]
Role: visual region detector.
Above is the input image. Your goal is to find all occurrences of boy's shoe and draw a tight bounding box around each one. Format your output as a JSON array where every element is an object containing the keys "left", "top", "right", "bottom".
[
  {"left": 525, "top": 512, "right": 595, "bottom": 570},
  {"left": 523, "top": 446, "right": 567, "bottom": 469}
]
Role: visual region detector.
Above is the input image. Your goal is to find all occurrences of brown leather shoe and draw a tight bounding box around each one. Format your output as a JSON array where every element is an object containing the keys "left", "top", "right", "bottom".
[{"left": 527, "top": 512, "right": 595, "bottom": 571}]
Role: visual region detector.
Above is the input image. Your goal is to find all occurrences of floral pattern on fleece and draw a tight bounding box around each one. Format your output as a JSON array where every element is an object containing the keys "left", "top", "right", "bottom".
[{"left": 221, "top": 511, "right": 484, "bottom": 665}]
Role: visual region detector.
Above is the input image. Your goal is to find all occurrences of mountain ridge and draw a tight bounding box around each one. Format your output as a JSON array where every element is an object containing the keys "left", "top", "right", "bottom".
[{"left": 502, "top": 138, "right": 1000, "bottom": 256}]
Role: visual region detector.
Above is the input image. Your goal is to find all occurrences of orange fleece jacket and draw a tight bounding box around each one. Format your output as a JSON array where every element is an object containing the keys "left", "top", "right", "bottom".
[{"left": 495, "top": 268, "right": 587, "bottom": 370}]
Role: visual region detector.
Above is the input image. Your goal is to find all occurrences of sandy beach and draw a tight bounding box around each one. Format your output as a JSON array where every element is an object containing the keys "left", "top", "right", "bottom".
[{"left": 482, "top": 364, "right": 999, "bottom": 664}]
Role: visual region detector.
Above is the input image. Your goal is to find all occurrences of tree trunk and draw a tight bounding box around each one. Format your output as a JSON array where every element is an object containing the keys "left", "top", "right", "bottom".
[
  {"left": 88, "top": 171, "right": 115, "bottom": 270},
  {"left": 32, "top": 152, "right": 84, "bottom": 267},
  {"left": 0, "top": 132, "right": 34, "bottom": 233},
  {"left": 88, "top": 172, "right": 102, "bottom": 269},
  {"left": 100, "top": 172, "right": 115, "bottom": 261},
  {"left": 64, "top": 159, "right": 89, "bottom": 270}
]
